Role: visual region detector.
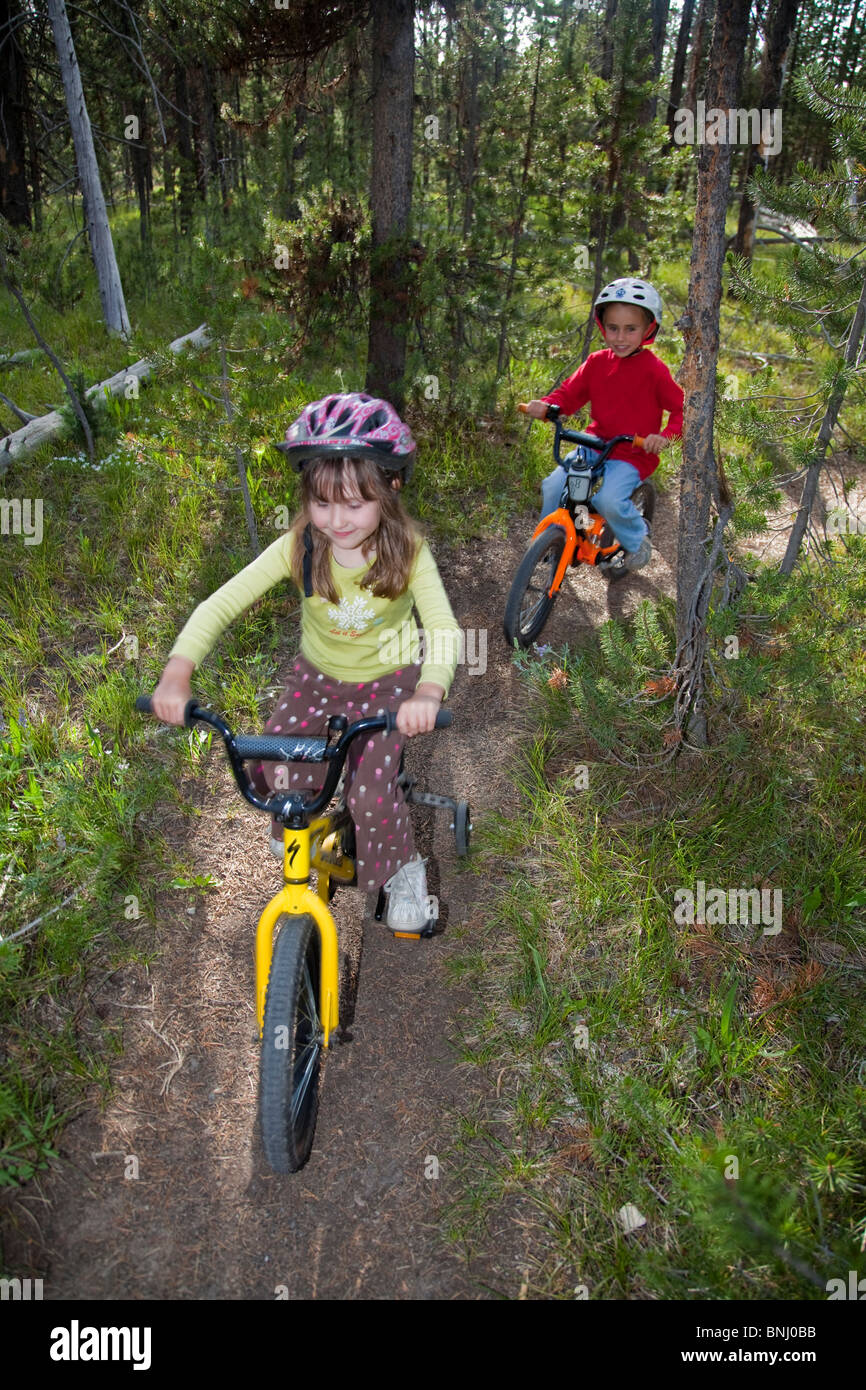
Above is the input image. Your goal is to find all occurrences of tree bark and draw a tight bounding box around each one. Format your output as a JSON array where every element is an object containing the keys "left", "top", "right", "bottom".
[
  {"left": 675, "top": 0, "right": 751, "bottom": 738},
  {"left": 496, "top": 38, "right": 542, "bottom": 378},
  {"left": 601, "top": 0, "right": 619, "bottom": 81},
  {"left": 646, "top": 0, "right": 670, "bottom": 122},
  {"left": 458, "top": 0, "right": 484, "bottom": 239},
  {"left": 365, "top": 0, "right": 415, "bottom": 410},
  {"left": 174, "top": 59, "right": 196, "bottom": 234},
  {"left": 733, "top": 0, "right": 799, "bottom": 261},
  {"left": 668, "top": 0, "right": 696, "bottom": 135},
  {"left": 46, "top": 0, "right": 130, "bottom": 337},
  {"left": 780, "top": 271, "right": 866, "bottom": 574},
  {"left": 0, "top": 0, "right": 31, "bottom": 227},
  {"left": 685, "top": 0, "right": 715, "bottom": 111}
]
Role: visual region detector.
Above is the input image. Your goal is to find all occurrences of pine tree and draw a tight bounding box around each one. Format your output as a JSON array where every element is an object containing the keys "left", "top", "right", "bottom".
[{"left": 728, "top": 65, "right": 866, "bottom": 573}]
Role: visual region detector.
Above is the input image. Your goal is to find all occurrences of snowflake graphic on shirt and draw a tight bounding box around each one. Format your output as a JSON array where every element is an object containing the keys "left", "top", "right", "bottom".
[{"left": 327, "top": 594, "right": 376, "bottom": 637}]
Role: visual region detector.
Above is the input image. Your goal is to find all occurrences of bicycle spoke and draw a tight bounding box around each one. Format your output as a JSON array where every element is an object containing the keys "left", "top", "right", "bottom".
[
  {"left": 301, "top": 959, "right": 319, "bottom": 1027},
  {"left": 291, "top": 1040, "right": 321, "bottom": 1125}
]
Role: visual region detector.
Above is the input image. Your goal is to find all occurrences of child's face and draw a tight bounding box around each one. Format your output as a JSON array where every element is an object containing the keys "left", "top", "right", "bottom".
[
  {"left": 600, "top": 304, "right": 651, "bottom": 356},
  {"left": 309, "top": 484, "right": 382, "bottom": 560}
]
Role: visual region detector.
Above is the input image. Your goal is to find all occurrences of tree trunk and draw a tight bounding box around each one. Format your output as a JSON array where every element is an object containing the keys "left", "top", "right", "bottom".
[
  {"left": 733, "top": 0, "right": 799, "bottom": 261},
  {"left": 646, "top": 0, "right": 670, "bottom": 122},
  {"left": 458, "top": 0, "right": 484, "bottom": 239},
  {"left": 46, "top": 0, "right": 130, "bottom": 336},
  {"left": 685, "top": 0, "right": 715, "bottom": 112},
  {"left": 780, "top": 271, "right": 866, "bottom": 574},
  {"left": 668, "top": 0, "right": 696, "bottom": 135},
  {"left": 26, "top": 96, "right": 42, "bottom": 232},
  {"left": 174, "top": 60, "right": 196, "bottom": 234},
  {"left": 839, "top": 0, "right": 862, "bottom": 80},
  {"left": 496, "top": 38, "right": 543, "bottom": 378},
  {"left": 202, "top": 59, "right": 228, "bottom": 214},
  {"left": 365, "top": 0, "right": 415, "bottom": 410},
  {"left": 675, "top": 0, "right": 751, "bottom": 738},
  {"left": 0, "top": 0, "right": 31, "bottom": 227},
  {"left": 601, "top": 0, "right": 619, "bottom": 81}
]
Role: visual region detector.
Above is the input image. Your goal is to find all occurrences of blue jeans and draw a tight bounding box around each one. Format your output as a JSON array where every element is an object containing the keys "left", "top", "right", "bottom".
[{"left": 540, "top": 452, "right": 649, "bottom": 554}]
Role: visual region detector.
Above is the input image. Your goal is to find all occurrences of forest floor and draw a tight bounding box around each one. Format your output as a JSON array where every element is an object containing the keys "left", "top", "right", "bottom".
[{"left": 1, "top": 455, "right": 861, "bottom": 1301}]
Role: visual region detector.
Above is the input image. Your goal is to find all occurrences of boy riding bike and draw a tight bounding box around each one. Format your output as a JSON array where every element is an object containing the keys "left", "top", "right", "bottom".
[{"left": 522, "top": 277, "right": 683, "bottom": 573}]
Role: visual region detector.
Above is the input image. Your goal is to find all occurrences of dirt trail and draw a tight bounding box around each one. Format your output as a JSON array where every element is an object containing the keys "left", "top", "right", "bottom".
[{"left": 1, "top": 460, "right": 859, "bottom": 1300}]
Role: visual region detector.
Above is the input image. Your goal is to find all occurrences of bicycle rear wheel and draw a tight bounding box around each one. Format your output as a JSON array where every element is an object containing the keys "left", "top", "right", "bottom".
[
  {"left": 260, "top": 914, "right": 322, "bottom": 1173},
  {"left": 504, "top": 525, "right": 567, "bottom": 649}
]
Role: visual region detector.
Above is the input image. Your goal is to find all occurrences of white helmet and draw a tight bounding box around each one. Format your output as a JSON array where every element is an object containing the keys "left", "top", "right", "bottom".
[{"left": 594, "top": 278, "right": 662, "bottom": 343}]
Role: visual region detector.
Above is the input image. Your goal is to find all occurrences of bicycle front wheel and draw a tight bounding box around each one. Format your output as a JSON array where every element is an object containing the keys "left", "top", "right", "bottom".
[
  {"left": 504, "top": 525, "right": 567, "bottom": 649},
  {"left": 260, "top": 913, "right": 322, "bottom": 1173}
]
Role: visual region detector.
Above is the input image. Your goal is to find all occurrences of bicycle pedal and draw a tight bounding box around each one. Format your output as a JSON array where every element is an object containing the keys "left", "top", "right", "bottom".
[{"left": 390, "top": 919, "right": 436, "bottom": 940}]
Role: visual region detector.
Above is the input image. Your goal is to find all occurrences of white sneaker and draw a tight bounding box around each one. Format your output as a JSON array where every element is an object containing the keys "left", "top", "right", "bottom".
[
  {"left": 268, "top": 828, "right": 283, "bottom": 860},
  {"left": 624, "top": 534, "right": 652, "bottom": 571},
  {"left": 385, "top": 854, "right": 430, "bottom": 931}
]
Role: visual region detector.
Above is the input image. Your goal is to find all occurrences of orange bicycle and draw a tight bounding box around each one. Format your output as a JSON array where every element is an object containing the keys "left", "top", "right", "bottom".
[{"left": 504, "top": 403, "right": 655, "bottom": 648}]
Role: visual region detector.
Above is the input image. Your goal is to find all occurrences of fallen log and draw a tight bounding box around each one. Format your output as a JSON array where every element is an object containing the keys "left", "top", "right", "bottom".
[
  {"left": 0, "top": 322, "right": 211, "bottom": 471},
  {"left": 0, "top": 348, "right": 46, "bottom": 371}
]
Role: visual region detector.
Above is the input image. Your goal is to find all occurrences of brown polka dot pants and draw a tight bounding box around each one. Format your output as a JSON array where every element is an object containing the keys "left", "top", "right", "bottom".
[{"left": 249, "top": 655, "right": 421, "bottom": 890}]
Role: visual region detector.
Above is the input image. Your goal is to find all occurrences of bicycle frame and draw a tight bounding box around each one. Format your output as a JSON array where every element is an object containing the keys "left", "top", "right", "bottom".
[
  {"left": 530, "top": 416, "right": 645, "bottom": 598},
  {"left": 135, "top": 697, "right": 453, "bottom": 1053}
]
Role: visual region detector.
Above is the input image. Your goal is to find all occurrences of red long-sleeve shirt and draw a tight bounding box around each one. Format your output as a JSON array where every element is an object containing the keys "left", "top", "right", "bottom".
[{"left": 543, "top": 348, "right": 684, "bottom": 481}]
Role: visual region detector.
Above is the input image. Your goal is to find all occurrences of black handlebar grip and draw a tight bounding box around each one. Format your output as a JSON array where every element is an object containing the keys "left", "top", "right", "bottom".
[
  {"left": 135, "top": 694, "right": 199, "bottom": 726},
  {"left": 382, "top": 709, "right": 453, "bottom": 733}
]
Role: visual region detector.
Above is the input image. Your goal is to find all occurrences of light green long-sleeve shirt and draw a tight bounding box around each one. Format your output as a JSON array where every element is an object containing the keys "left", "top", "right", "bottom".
[{"left": 169, "top": 531, "right": 460, "bottom": 693}]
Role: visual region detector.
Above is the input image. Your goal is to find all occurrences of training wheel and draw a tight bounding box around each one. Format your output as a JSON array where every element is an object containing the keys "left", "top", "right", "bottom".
[{"left": 454, "top": 801, "right": 472, "bottom": 857}]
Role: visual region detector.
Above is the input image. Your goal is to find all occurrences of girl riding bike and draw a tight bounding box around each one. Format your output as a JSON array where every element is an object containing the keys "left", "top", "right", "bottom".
[
  {"left": 149, "top": 392, "right": 461, "bottom": 933},
  {"left": 522, "top": 277, "right": 683, "bottom": 573}
]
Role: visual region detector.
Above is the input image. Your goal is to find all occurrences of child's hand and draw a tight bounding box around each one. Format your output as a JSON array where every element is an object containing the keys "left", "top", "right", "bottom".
[
  {"left": 642, "top": 433, "right": 668, "bottom": 454},
  {"left": 396, "top": 684, "right": 444, "bottom": 737},
  {"left": 150, "top": 656, "right": 195, "bottom": 726},
  {"left": 520, "top": 400, "right": 551, "bottom": 420}
]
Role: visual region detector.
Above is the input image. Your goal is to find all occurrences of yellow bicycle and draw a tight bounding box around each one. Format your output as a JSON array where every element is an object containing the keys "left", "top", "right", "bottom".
[{"left": 136, "top": 697, "right": 468, "bottom": 1172}]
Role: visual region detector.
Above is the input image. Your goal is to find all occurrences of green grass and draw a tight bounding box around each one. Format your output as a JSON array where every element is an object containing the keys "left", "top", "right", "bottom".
[{"left": 445, "top": 553, "right": 866, "bottom": 1298}]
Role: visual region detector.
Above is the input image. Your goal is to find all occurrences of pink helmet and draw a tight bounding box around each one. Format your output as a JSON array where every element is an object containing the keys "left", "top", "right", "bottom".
[{"left": 276, "top": 392, "right": 417, "bottom": 483}]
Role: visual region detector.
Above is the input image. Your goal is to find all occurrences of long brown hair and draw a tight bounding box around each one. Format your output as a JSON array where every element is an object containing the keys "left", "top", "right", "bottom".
[{"left": 289, "top": 455, "right": 418, "bottom": 603}]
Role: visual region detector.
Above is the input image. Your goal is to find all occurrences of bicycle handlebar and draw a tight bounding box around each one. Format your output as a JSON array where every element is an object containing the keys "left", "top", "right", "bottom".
[
  {"left": 517, "top": 401, "right": 645, "bottom": 455},
  {"left": 135, "top": 696, "right": 452, "bottom": 826}
]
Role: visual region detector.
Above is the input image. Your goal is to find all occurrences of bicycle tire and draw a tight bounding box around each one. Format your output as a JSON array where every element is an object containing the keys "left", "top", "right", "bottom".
[
  {"left": 504, "top": 525, "right": 567, "bottom": 649},
  {"left": 260, "top": 913, "right": 322, "bottom": 1173}
]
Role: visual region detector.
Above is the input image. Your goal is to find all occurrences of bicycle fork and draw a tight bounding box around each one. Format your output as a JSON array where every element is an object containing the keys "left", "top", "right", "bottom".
[{"left": 254, "top": 823, "right": 346, "bottom": 1048}]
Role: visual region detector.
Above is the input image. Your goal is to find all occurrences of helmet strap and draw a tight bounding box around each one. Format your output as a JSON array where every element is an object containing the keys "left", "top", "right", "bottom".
[{"left": 302, "top": 523, "right": 314, "bottom": 598}]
